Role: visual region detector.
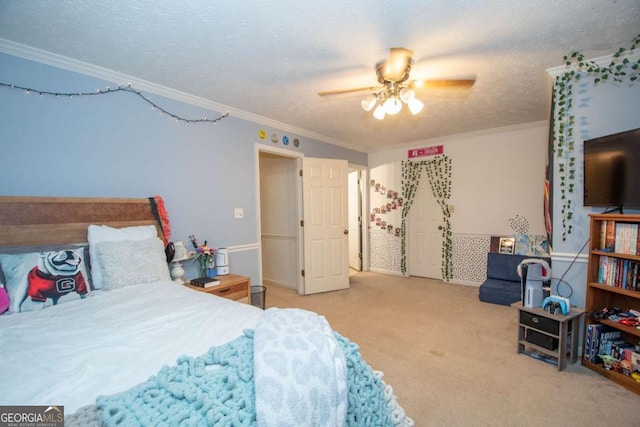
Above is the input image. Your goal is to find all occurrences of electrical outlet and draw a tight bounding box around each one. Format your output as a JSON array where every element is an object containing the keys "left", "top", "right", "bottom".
[{"left": 234, "top": 208, "right": 244, "bottom": 219}]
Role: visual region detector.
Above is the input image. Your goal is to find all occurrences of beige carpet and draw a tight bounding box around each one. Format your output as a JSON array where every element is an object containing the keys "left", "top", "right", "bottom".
[{"left": 263, "top": 271, "right": 640, "bottom": 426}]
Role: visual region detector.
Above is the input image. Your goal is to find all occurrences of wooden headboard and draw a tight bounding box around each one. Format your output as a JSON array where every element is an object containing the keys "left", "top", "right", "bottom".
[{"left": 0, "top": 196, "right": 163, "bottom": 248}]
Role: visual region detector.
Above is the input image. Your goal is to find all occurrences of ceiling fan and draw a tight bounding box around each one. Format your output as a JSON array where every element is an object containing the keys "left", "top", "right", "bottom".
[{"left": 318, "top": 47, "right": 475, "bottom": 120}]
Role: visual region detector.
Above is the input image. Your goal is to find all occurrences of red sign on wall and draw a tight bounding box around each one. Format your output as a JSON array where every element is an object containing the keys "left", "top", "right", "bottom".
[{"left": 408, "top": 145, "right": 443, "bottom": 159}]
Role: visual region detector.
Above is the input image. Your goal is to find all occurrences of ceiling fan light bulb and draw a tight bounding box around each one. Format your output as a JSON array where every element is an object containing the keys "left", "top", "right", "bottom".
[
  {"left": 408, "top": 98, "right": 424, "bottom": 115},
  {"left": 361, "top": 95, "right": 377, "bottom": 112},
  {"left": 373, "top": 105, "right": 386, "bottom": 120},
  {"left": 399, "top": 88, "right": 415, "bottom": 103},
  {"left": 383, "top": 97, "right": 402, "bottom": 115}
]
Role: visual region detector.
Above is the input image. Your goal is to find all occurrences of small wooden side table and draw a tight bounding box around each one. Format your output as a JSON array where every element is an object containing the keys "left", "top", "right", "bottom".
[
  {"left": 184, "top": 274, "right": 250, "bottom": 303},
  {"left": 511, "top": 301, "right": 585, "bottom": 371}
]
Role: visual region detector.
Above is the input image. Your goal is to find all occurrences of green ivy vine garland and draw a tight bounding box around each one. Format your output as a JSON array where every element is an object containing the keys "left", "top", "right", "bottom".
[
  {"left": 400, "top": 155, "right": 453, "bottom": 280},
  {"left": 553, "top": 34, "right": 639, "bottom": 241}
]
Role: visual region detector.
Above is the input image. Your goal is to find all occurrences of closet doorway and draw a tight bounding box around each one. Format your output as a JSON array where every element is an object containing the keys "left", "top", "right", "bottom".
[{"left": 258, "top": 149, "right": 301, "bottom": 291}]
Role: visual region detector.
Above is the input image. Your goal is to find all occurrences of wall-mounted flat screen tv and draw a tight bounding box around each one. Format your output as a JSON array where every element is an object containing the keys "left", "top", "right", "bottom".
[{"left": 583, "top": 127, "right": 640, "bottom": 209}]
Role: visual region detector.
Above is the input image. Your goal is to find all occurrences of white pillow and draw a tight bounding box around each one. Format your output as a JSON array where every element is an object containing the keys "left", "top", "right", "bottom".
[
  {"left": 88, "top": 225, "right": 158, "bottom": 289},
  {"left": 95, "top": 237, "right": 170, "bottom": 290}
]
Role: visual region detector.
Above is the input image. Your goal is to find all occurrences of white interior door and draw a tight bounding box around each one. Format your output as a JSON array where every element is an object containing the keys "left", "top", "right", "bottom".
[
  {"left": 348, "top": 170, "right": 361, "bottom": 270},
  {"left": 302, "top": 157, "right": 349, "bottom": 294},
  {"left": 408, "top": 179, "right": 443, "bottom": 279}
]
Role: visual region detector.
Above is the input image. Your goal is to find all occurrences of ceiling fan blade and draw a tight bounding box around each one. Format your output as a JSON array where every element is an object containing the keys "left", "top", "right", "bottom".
[
  {"left": 411, "top": 79, "right": 476, "bottom": 89},
  {"left": 318, "top": 86, "right": 379, "bottom": 96},
  {"left": 381, "top": 48, "right": 414, "bottom": 82}
]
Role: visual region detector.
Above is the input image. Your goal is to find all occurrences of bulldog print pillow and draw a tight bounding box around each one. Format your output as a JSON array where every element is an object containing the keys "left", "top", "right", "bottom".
[{"left": 0, "top": 248, "right": 91, "bottom": 314}]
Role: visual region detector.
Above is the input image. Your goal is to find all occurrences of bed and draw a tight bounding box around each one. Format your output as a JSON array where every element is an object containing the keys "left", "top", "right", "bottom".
[{"left": 0, "top": 196, "right": 413, "bottom": 426}]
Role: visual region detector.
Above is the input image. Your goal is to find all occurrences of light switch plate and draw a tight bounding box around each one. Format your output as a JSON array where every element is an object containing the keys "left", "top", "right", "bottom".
[{"left": 234, "top": 208, "right": 244, "bottom": 218}]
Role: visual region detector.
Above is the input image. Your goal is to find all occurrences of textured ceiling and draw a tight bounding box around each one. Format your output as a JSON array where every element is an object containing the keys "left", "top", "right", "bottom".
[{"left": 0, "top": 0, "right": 638, "bottom": 152}]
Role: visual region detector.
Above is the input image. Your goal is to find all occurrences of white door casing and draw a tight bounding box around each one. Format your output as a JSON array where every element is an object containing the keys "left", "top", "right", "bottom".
[
  {"left": 408, "top": 179, "right": 443, "bottom": 279},
  {"left": 302, "top": 157, "right": 350, "bottom": 294}
]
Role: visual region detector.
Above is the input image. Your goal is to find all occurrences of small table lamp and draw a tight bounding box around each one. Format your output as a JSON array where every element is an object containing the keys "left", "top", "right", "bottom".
[{"left": 169, "top": 241, "right": 191, "bottom": 284}]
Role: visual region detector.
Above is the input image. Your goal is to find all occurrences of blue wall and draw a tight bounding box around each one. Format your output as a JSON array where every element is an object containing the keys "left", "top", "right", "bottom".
[
  {"left": 551, "top": 69, "right": 640, "bottom": 307},
  {"left": 0, "top": 52, "right": 366, "bottom": 284}
]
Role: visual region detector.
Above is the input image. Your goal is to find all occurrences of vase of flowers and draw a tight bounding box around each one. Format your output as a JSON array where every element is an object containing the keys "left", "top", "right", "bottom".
[{"left": 189, "top": 235, "right": 217, "bottom": 278}]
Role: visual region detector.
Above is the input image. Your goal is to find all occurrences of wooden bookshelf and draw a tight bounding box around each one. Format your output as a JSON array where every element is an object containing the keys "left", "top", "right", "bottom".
[{"left": 583, "top": 213, "right": 640, "bottom": 395}]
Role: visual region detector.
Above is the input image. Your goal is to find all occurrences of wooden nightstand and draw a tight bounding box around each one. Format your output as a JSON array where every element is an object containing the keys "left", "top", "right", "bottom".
[{"left": 184, "top": 274, "right": 250, "bottom": 303}]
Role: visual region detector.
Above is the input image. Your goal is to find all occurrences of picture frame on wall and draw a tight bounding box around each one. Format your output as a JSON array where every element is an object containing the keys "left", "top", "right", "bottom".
[{"left": 498, "top": 237, "right": 515, "bottom": 254}]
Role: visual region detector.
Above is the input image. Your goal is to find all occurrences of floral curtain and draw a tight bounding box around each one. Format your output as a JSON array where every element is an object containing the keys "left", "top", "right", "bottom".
[{"left": 400, "top": 155, "right": 453, "bottom": 280}]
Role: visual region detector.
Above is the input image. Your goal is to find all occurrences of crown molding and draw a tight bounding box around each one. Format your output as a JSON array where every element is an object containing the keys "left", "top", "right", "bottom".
[
  {"left": 546, "top": 50, "right": 640, "bottom": 77},
  {"left": 0, "top": 38, "right": 363, "bottom": 152},
  {"left": 368, "top": 120, "right": 549, "bottom": 154}
]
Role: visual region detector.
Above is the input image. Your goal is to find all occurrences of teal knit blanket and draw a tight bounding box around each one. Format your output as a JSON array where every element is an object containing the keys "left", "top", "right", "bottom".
[
  {"left": 97, "top": 310, "right": 413, "bottom": 427},
  {"left": 98, "top": 331, "right": 256, "bottom": 426}
]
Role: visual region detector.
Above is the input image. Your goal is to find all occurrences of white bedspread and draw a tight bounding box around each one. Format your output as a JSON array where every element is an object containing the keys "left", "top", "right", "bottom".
[{"left": 0, "top": 280, "right": 263, "bottom": 414}]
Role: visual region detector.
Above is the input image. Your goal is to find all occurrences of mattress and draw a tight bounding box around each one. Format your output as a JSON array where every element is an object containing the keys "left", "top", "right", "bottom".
[{"left": 0, "top": 280, "right": 263, "bottom": 414}]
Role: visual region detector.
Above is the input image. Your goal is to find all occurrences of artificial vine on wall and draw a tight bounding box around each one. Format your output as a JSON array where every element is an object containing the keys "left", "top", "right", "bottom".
[
  {"left": 400, "top": 155, "right": 453, "bottom": 280},
  {"left": 552, "top": 34, "right": 639, "bottom": 241}
]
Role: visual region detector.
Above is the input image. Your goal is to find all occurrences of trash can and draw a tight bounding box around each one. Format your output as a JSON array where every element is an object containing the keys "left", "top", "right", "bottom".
[{"left": 250, "top": 286, "right": 266, "bottom": 309}]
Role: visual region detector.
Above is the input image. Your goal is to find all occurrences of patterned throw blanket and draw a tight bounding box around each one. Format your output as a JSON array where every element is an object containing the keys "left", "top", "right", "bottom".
[{"left": 77, "top": 308, "right": 413, "bottom": 426}]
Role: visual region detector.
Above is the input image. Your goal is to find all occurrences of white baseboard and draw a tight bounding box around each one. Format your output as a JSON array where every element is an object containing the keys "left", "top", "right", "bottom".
[
  {"left": 263, "top": 277, "right": 297, "bottom": 289},
  {"left": 369, "top": 267, "right": 406, "bottom": 277},
  {"left": 449, "top": 279, "right": 482, "bottom": 287}
]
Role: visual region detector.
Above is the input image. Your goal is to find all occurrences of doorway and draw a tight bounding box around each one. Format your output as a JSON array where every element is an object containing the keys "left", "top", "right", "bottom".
[
  {"left": 348, "top": 168, "right": 363, "bottom": 271},
  {"left": 258, "top": 150, "right": 301, "bottom": 291},
  {"left": 407, "top": 178, "right": 443, "bottom": 279},
  {"left": 257, "top": 147, "right": 366, "bottom": 294}
]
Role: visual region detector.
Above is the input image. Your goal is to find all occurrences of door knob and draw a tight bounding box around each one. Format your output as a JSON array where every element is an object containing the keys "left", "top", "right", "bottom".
[{"left": 344, "top": 230, "right": 349, "bottom": 235}]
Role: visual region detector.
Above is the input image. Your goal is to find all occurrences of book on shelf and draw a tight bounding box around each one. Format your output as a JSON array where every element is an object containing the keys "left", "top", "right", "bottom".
[
  {"left": 614, "top": 223, "right": 624, "bottom": 253},
  {"left": 600, "top": 221, "right": 640, "bottom": 255},
  {"left": 190, "top": 277, "right": 221, "bottom": 288},
  {"left": 597, "top": 256, "right": 608, "bottom": 285},
  {"left": 614, "top": 222, "right": 638, "bottom": 254},
  {"left": 605, "top": 220, "right": 616, "bottom": 251},
  {"left": 600, "top": 220, "right": 607, "bottom": 250},
  {"left": 631, "top": 224, "right": 638, "bottom": 256},
  {"left": 609, "top": 257, "right": 618, "bottom": 287},
  {"left": 597, "top": 257, "right": 640, "bottom": 290}
]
